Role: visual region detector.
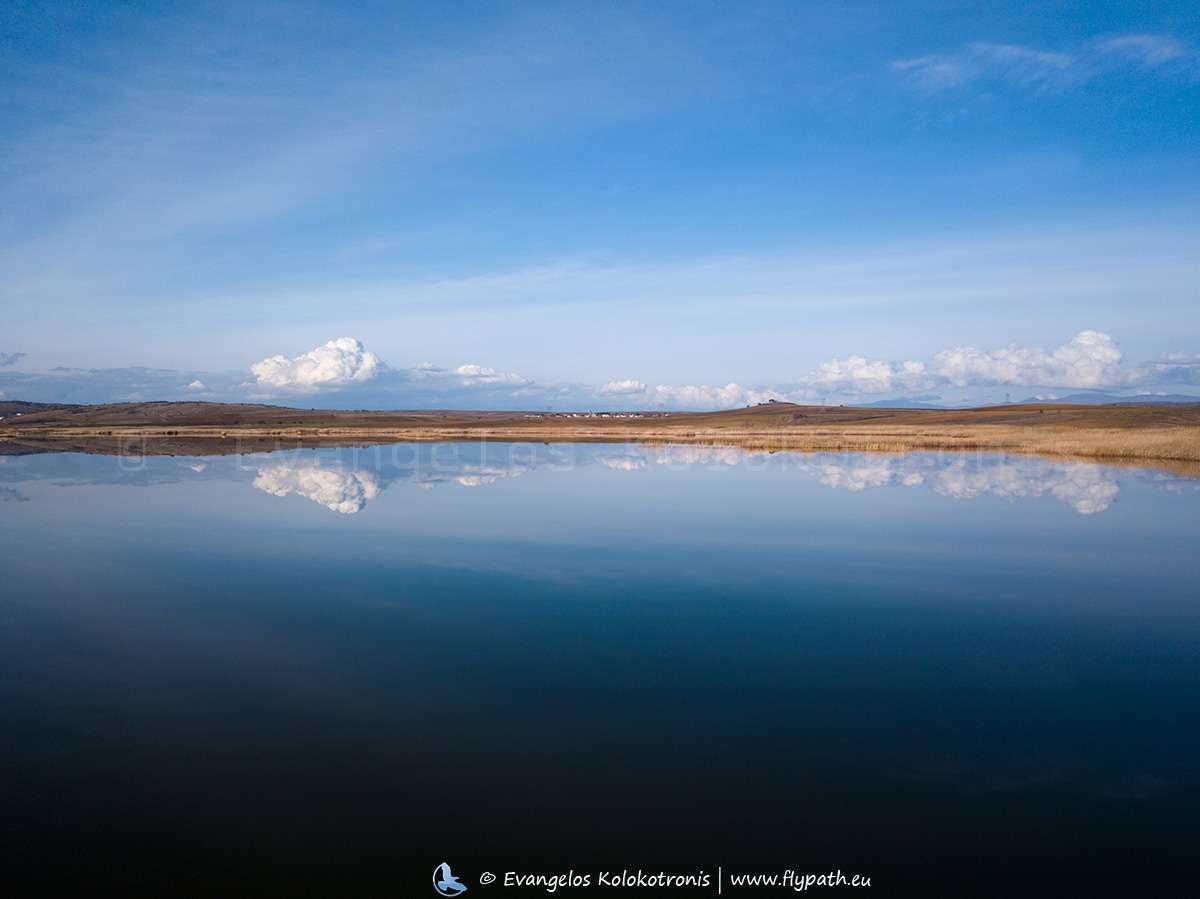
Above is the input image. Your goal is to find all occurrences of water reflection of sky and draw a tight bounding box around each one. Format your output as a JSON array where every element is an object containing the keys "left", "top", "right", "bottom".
[
  {"left": 2, "top": 442, "right": 1195, "bottom": 516},
  {"left": 3, "top": 441, "right": 1199, "bottom": 891}
]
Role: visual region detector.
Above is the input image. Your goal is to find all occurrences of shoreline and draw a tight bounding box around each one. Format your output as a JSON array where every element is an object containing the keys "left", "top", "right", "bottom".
[
  {"left": 4, "top": 400, "right": 1197, "bottom": 472},
  {"left": 4, "top": 423, "right": 1199, "bottom": 474}
]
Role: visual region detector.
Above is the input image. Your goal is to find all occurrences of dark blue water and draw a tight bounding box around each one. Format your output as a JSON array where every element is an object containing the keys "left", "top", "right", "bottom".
[{"left": 2, "top": 442, "right": 1198, "bottom": 895}]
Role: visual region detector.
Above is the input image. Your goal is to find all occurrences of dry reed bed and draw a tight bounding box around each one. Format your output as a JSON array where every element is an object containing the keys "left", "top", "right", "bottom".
[{"left": 6, "top": 423, "right": 1198, "bottom": 464}]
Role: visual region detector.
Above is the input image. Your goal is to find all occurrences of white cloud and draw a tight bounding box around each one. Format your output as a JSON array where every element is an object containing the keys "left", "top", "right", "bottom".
[
  {"left": 453, "top": 364, "right": 532, "bottom": 386},
  {"left": 16, "top": 327, "right": 1183, "bottom": 411},
  {"left": 599, "top": 333, "right": 1169, "bottom": 406},
  {"left": 599, "top": 379, "right": 647, "bottom": 395},
  {"left": 892, "top": 33, "right": 1195, "bottom": 92},
  {"left": 802, "top": 356, "right": 927, "bottom": 395},
  {"left": 250, "top": 337, "right": 380, "bottom": 393},
  {"left": 0, "top": 352, "right": 26, "bottom": 367},
  {"left": 647, "top": 382, "right": 784, "bottom": 409},
  {"left": 931, "top": 330, "right": 1122, "bottom": 388},
  {"left": 1126, "top": 352, "right": 1200, "bottom": 386},
  {"left": 893, "top": 42, "right": 1073, "bottom": 90},
  {"left": 795, "top": 330, "right": 1130, "bottom": 399},
  {"left": 1096, "top": 34, "right": 1190, "bottom": 67}
]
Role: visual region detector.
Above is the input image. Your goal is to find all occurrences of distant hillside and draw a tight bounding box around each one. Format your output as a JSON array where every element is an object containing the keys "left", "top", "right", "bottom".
[
  {"left": 852, "top": 397, "right": 949, "bottom": 410},
  {"left": 5, "top": 400, "right": 1199, "bottom": 467},
  {"left": 857, "top": 393, "right": 1200, "bottom": 409},
  {"left": 0, "top": 400, "right": 548, "bottom": 429},
  {"left": 1020, "top": 392, "right": 1200, "bottom": 406},
  {"left": 0, "top": 400, "right": 79, "bottom": 419},
  {"left": 4, "top": 398, "right": 1200, "bottom": 432}
]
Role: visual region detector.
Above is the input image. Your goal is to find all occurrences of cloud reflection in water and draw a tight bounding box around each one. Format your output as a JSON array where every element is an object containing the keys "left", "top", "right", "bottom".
[{"left": 239, "top": 446, "right": 1144, "bottom": 516}]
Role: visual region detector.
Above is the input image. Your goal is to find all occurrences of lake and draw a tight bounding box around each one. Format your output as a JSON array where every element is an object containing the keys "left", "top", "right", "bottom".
[{"left": 2, "top": 441, "right": 1198, "bottom": 895}]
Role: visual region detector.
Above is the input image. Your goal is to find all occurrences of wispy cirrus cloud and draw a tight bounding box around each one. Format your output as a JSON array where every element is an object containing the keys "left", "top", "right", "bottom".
[
  {"left": 1094, "top": 34, "right": 1191, "bottom": 67},
  {"left": 0, "top": 3, "right": 758, "bottom": 361},
  {"left": 892, "top": 33, "right": 1196, "bottom": 92},
  {"left": 893, "top": 42, "right": 1073, "bottom": 90}
]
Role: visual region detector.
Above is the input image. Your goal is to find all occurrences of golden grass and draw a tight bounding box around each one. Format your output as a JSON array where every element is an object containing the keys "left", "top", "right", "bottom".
[{"left": 6, "top": 422, "right": 1198, "bottom": 470}]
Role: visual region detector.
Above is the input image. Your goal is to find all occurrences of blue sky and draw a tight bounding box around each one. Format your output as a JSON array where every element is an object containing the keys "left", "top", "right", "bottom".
[{"left": 1, "top": 0, "right": 1198, "bottom": 408}]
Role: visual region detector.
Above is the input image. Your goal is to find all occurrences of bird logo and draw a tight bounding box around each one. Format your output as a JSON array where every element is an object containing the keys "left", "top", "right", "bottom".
[{"left": 433, "top": 862, "right": 468, "bottom": 896}]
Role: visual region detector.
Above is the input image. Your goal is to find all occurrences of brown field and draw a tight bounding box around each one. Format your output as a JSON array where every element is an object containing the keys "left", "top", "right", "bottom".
[{"left": 2, "top": 400, "right": 1198, "bottom": 472}]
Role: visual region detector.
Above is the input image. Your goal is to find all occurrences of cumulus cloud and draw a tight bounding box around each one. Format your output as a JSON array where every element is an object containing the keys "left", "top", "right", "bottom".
[
  {"left": 599, "top": 379, "right": 647, "bottom": 395},
  {"left": 647, "top": 383, "right": 784, "bottom": 409},
  {"left": 596, "top": 378, "right": 784, "bottom": 408},
  {"left": 794, "top": 331, "right": 1129, "bottom": 399},
  {"left": 803, "top": 356, "right": 927, "bottom": 395},
  {"left": 3, "top": 329, "right": 1191, "bottom": 411},
  {"left": 592, "top": 333, "right": 1186, "bottom": 408},
  {"left": 1126, "top": 352, "right": 1200, "bottom": 386},
  {"left": 250, "top": 337, "right": 380, "bottom": 393},
  {"left": 453, "top": 364, "right": 531, "bottom": 386},
  {"left": 0, "top": 352, "right": 27, "bottom": 367},
  {"left": 931, "top": 330, "right": 1122, "bottom": 388}
]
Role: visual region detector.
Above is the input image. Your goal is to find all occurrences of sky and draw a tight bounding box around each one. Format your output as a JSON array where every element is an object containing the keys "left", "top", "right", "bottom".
[{"left": 1, "top": 0, "right": 1198, "bottom": 409}]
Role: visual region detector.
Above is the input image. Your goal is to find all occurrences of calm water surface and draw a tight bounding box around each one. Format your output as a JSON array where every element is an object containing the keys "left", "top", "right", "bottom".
[{"left": 2, "top": 442, "right": 1198, "bottom": 894}]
